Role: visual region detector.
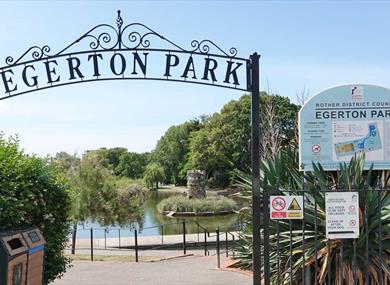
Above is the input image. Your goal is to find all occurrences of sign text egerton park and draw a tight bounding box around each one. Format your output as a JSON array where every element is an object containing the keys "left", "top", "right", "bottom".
[{"left": 0, "top": 51, "right": 246, "bottom": 99}]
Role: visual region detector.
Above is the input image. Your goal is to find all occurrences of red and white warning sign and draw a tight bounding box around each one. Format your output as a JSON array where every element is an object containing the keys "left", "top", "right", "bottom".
[
  {"left": 270, "top": 195, "right": 303, "bottom": 220},
  {"left": 326, "top": 192, "right": 359, "bottom": 239}
]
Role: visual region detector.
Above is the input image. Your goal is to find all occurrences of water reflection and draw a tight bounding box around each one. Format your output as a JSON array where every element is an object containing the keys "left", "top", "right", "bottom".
[
  {"left": 143, "top": 190, "right": 240, "bottom": 235},
  {"left": 77, "top": 190, "right": 241, "bottom": 238}
]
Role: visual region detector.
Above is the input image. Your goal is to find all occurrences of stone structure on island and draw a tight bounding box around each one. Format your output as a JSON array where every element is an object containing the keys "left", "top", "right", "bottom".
[{"left": 186, "top": 170, "right": 207, "bottom": 198}]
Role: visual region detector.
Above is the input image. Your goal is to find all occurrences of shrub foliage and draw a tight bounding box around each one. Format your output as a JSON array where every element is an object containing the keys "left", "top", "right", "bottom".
[
  {"left": 234, "top": 149, "right": 390, "bottom": 284},
  {"left": 157, "top": 195, "right": 238, "bottom": 214},
  {"left": 0, "top": 135, "right": 71, "bottom": 284}
]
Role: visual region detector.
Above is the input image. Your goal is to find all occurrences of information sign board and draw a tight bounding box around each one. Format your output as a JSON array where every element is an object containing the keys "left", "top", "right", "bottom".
[
  {"left": 299, "top": 84, "right": 390, "bottom": 171},
  {"left": 270, "top": 195, "right": 303, "bottom": 219},
  {"left": 325, "top": 192, "right": 359, "bottom": 239}
]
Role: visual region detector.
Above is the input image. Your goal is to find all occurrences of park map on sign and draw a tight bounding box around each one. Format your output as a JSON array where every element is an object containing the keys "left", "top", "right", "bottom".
[{"left": 334, "top": 123, "right": 382, "bottom": 158}]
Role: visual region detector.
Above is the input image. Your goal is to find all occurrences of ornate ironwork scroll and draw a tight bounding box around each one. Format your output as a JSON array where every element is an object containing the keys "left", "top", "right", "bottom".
[
  {"left": 0, "top": 11, "right": 250, "bottom": 102},
  {"left": 4, "top": 10, "right": 240, "bottom": 67}
]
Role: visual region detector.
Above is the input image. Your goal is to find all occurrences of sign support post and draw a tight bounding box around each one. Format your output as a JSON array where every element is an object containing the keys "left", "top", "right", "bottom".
[{"left": 250, "top": 52, "right": 262, "bottom": 285}]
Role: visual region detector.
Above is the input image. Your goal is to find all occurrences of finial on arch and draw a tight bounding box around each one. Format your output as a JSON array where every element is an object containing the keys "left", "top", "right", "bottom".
[{"left": 116, "top": 10, "right": 123, "bottom": 30}]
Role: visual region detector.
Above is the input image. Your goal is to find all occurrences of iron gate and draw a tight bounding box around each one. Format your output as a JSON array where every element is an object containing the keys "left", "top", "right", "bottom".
[{"left": 261, "top": 186, "right": 390, "bottom": 285}]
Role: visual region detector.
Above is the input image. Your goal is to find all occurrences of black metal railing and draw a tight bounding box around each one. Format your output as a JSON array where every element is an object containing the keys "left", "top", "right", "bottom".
[
  {"left": 205, "top": 226, "right": 239, "bottom": 268},
  {"left": 261, "top": 187, "right": 390, "bottom": 285},
  {"left": 68, "top": 219, "right": 241, "bottom": 266}
]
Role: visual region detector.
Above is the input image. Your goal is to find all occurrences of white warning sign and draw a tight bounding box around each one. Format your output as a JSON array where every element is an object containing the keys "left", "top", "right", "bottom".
[
  {"left": 270, "top": 195, "right": 303, "bottom": 219},
  {"left": 326, "top": 192, "right": 359, "bottom": 239}
]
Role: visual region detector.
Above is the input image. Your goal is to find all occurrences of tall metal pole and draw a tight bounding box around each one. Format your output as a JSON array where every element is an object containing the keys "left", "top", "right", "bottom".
[
  {"left": 90, "top": 228, "right": 94, "bottom": 262},
  {"left": 250, "top": 52, "right": 261, "bottom": 285},
  {"left": 182, "top": 221, "right": 187, "bottom": 254},
  {"left": 134, "top": 229, "right": 139, "bottom": 262},
  {"left": 216, "top": 227, "right": 221, "bottom": 268}
]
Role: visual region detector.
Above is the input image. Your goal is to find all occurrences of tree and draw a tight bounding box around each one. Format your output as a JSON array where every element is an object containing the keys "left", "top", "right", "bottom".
[
  {"left": 115, "top": 152, "right": 150, "bottom": 178},
  {"left": 54, "top": 151, "right": 118, "bottom": 224},
  {"left": 186, "top": 127, "right": 232, "bottom": 187},
  {"left": 152, "top": 119, "right": 201, "bottom": 185},
  {"left": 55, "top": 150, "right": 149, "bottom": 227},
  {"left": 78, "top": 155, "right": 148, "bottom": 226},
  {"left": 0, "top": 135, "right": 71, "bottom": 284},
  {"left": 101, "top": 147, "right": 128, "bottom": 170},
  {"left": 53, "top": 152, "right": 82, "bottom": 255},
  {"left": 265, "top": 93, "right": 299, "bottom": 147},
  {"left": 53, "top": 152, "right": 82, "bottom": 221},
  {"left": 260, "top": 96, "right": 283, "bottom": 160},
  {"left": 143, "top": 162, "right": 165, "bottom": 189},
  {"left": 186, "top": 92, "right": 298, "bottom": 187},
  {"left": 112, "top": 184, "right": 148, "bottom": 226},
  {"left": 78, "top": 154, "right": 118, "bottom": 225},
  {"left": 83, "top": 147, "right": 127, "bottom": 172}
]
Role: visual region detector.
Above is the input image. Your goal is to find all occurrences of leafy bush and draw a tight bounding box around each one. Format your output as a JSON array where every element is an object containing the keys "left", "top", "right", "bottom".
[
  {"left": 111, "top": 184, "right": 149, "bottom": 226},
  {"left": 0, "top": 135, "right": 71, "bottom": 284},
  {"left": 157, "top": 195, "right": 238, "bottom": 214},
  {"left": 54, "top": 152, "right": 149, "bottom": 228}
]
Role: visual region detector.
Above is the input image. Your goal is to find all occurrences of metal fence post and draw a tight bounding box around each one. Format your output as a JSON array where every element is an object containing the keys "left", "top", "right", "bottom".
[
  {"left": 71, "top": 225, "right": 77, "bottom": 255},
  {"left": 161, "top": 225, "right": 164, "bottom": 245},
  {"left": 225, "top": 232, "right": 229, "bottom": 257},
  {"left": 118, "top": 229, "right": 121, "bottom": 249},
  {"left": 204, "top": 229, "right": 207, "bottom": 256},
  {"left": 135, "top": 229, "right": 139, "bottom": 262},
  {"left": 197, "top": 223, "right": 200, "bottom": 243},
  {"left": 90, "top": 228, "right": 94, "bottom": 262},
  {"left": 232, "top": 235, "right": 235, "bottom": 258},
  {"left": 182, "top": 221, "right": 186, "bottom": 254},
  {"left": 104, "top": 228, "right": 107, "bottom": 250},
  {"left": 216, "top": 227, "right": 220, "bottom": 268}
]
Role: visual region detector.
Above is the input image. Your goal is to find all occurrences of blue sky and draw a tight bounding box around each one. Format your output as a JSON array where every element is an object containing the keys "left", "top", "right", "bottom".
[{"left": 0, "top": 0, "right": 390, "bottom": 156}]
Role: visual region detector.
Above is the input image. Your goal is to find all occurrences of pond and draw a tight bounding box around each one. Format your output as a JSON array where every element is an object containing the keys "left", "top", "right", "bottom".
[{"left": 75, "top": 190, "right": 243, "bottom": 239}]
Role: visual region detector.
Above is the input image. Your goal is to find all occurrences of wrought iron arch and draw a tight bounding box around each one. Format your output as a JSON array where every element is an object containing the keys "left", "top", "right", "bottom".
[
  {"left": 0, "top": 11, "right": 264, "bottom": 285},
  {"left": 0, "top": 11, "right": 251, "bottom": 101}
]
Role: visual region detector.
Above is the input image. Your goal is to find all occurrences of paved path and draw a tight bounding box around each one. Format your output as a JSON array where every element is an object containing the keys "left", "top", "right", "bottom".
[{"left": 52, "top": 255, "right": 251, "bottom": 285}]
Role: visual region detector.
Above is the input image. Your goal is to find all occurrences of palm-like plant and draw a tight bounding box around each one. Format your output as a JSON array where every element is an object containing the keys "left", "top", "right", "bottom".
[{"left": 234, "top": 148, "right": 390, "bottom": 284}]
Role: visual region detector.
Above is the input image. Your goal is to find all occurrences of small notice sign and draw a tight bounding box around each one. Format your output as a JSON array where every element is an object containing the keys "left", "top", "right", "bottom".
[
  {"left": 326, "top": 192, "right": 359, "bottom": 239},
  {"left": 270, "top": 195, "right": 303, "bottom": 219}
]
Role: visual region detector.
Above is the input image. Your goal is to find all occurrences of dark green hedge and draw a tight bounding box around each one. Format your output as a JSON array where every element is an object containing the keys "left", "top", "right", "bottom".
[{"left": 0, "top": 135, "right": 71, "bottom": 284}]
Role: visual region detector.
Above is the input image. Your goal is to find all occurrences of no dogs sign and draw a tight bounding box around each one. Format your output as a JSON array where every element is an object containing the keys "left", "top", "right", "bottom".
[{"left": 270, "top": 195, "right": 303, "bottom": 219}]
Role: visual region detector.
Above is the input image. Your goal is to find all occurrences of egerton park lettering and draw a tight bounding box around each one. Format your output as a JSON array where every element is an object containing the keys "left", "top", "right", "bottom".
[
  {"left": 315, "top": 110, "right": 390, "bottom": 119},
  {"left": 0, "top": 51, "right": 246, "bottom": 98}
]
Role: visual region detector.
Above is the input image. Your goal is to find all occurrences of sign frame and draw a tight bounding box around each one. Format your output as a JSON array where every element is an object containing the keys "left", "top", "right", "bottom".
[
  {"left": 325, "top": 191, "right": 359, "bottom": 239},
  {"left": 299, "top": 84, "right": 390, "bottom": 171},
  {"left": 270, "top": 195, "right": 304, "bottom": 220}
]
